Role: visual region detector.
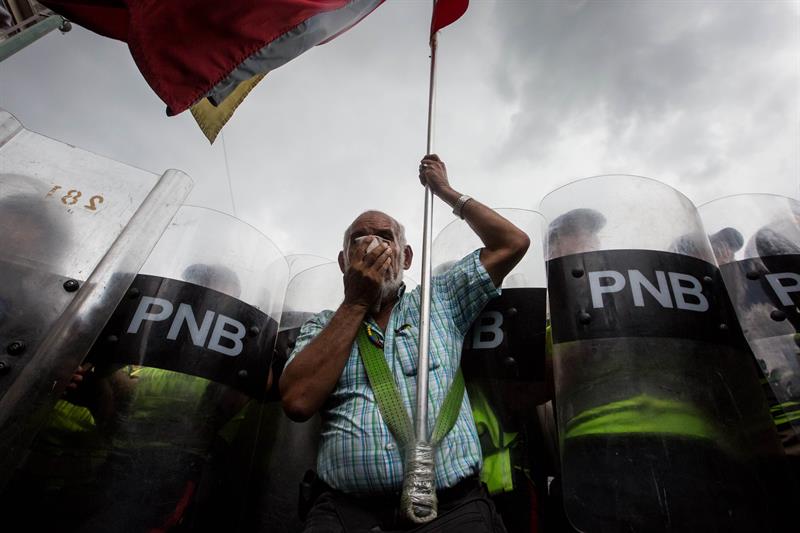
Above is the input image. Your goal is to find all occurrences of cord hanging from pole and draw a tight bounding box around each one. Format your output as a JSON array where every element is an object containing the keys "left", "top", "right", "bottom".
[{"left": 221, "top": 131, "right": 237, "bottom": 218}]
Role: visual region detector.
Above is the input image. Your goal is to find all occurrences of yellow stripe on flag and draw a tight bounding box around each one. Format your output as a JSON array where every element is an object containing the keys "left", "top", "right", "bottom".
[{"left": 190, "top": 74, "right": 266, "bottom": 143}]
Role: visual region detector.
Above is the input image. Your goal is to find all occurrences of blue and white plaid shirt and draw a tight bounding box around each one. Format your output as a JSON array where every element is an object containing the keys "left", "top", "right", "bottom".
[{"left": 287, "top": 250, "right": 501, "bottom": 494}]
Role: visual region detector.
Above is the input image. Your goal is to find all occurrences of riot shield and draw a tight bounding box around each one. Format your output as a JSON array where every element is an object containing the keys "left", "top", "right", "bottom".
[
  {"left": 541, "top": 176, "right": 787, "bottom": 532},
  {"left": 0, "top": 109, "right": 192, "bottom": 487},
  {"left": 255, "top": 261, "right": 340, "bottom": 532},
  {"left": 276, "top": 261, "right": 341, "bottom": 380},
  {"left": 271, "top": 255, "right": 337, "bottom": 397},
  {"left": 700, "top": 195, "right": 800, "bottom": 457},
  {"left": 433, "top": 209, "right": 552, "bottom": 532},
  {"left": 5, "top": 205, "right": 288, "bottom": 531},
  {"left": 285, "top": 253, "right": 333, "bottom": 279}
]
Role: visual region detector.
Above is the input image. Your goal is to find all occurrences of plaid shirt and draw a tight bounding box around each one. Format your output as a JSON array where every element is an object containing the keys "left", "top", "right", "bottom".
[{"left": 287, "top": 250, "right": 500, "bottom": 494}]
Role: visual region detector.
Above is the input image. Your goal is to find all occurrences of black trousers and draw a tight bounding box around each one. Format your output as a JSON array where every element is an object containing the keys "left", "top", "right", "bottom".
[{"left": 302, "top": 477, "right": 507, "bottom": 533}]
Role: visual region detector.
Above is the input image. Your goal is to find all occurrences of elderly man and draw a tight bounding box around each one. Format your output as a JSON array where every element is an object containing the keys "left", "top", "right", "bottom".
[{"left": 280, "top": 154, "right": 529, "bottom": 532}]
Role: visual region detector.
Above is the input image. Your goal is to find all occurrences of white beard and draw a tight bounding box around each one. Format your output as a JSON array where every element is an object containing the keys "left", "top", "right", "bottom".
[
  {"left": 373, "top": 248, "right": 405, "bottom": 313},
  {"left": 379, "top": 265, "right": 404, "bottom": 299}
]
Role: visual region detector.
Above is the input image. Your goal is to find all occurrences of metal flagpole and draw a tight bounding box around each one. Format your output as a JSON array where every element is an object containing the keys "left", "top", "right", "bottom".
[
  {"left": 414, "top": 2, "right": 438, "bottom": 444},
  {"left": 400, "top": 0, "right": 439, "bottom": 524}
]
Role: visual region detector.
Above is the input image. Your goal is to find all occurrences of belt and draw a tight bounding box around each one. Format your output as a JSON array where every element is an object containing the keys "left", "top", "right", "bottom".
[
  {"left": 437, "top": 475, "right": 482, "bottom": 504},
  {"left": 319, "top": 474, "right": 481, "bottom": 505},
  {"left": 311, "top": 475, "right": 484, "bottom": 531}
]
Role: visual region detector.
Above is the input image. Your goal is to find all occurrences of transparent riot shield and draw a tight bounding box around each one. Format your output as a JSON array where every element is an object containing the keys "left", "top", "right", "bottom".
[
  {"left": 0, "top": 109, "right": 192, "bottom": 488},
  {"left": 433, "top": 209, "right": 552, "bottom": 532},
  {"left": 272, "top": 255, "right": 337, "bottom": 396},
  {"left": 276, "top": 262, "right": 341, "bottom": 380},
  {"left": 540, "top": 176, "right": 788, "bottom": 532},
  {"left": 255, "top": 261, "right": 340, "bottom": 532},
  {"left": 286, "top": 253, "right": 333, "bottom": 279},
  {"left": 700, "top": 195, "right": 800, "bottom": 458},
  {"left": 4, "top": 205, "right": 287, "bottom": 531}
]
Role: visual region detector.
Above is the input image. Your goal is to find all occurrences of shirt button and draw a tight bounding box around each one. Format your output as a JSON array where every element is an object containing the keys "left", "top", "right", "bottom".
[{"left": 386, "top": 442, "right": 396, "bottom": 451}]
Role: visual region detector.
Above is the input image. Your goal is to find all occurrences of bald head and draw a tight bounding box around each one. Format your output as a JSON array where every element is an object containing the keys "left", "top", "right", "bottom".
[{"left": 343, "top": 210, "right": 407, "bottom": 252}]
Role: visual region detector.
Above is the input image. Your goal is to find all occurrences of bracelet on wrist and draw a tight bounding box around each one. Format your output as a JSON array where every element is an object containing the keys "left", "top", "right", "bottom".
[{"left": 452, "top": 194, "right": 472, "bottom": 219}]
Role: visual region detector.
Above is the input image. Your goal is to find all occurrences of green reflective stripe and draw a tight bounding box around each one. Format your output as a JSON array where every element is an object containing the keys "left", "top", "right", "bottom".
[
  {"left": 771, "top": 401, "right": 800, "bottom": 413},
  {"left": 28, "top": 400, "right": 108, "bottom": 488},
  {"left": 468, "top": 384, "right": 518, "bottom": 494},
  {"left": 112, "top": 366, "right": 214, "bottom": 451},
  {"left": 356, "top": 324, "right": 463, "bottom": 447},
  {"left": 48, "top": 400, "right": 96, "bottom": 433},
  {"left": 130, "top": 366, "right": 210, "bottom": 398},
  {"left": 772, "top": 414, "right": 800, "bottom": 427},
  {"left": 34, "top": 400, "right": 106, "bottom": 453},
  {"left": 771, "top": 404, "right": 800, "bottom": 426},
  {"left": 126, "top": 366, "right": 210, "bottom": 419},
  {"left": 481, "top": 449, "right": 515, "bottom": 494},
  {"left": 770, "top": 401, "right": 800, "bottom": 427},
  {"left": 565, "top": 394, "right": 717, "bottom": 440},
  {"left": 468, "top": 384, "right": 518, "bottom": 454}
]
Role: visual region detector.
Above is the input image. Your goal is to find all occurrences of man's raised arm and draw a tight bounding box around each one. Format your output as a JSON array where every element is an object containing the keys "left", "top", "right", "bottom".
[{"left": 419, "top": 154, "right": 530, "bottom": 287}]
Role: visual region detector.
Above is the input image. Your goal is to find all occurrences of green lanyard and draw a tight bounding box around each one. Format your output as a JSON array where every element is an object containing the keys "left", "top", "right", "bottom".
[{"left": 355, "top": 323, "right": 465, "bottom": 448}]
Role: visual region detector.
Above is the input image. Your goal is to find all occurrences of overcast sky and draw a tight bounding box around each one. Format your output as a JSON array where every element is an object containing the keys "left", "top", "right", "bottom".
[{"left": 1, "top": 0, "right": 798, "bottom": 280}]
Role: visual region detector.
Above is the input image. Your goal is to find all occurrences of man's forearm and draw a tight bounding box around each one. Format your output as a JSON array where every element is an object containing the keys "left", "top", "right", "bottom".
[
  {"left": 436, "top": 186, "right": 516, "bottom": 248},
  {"left": 435, "top": 185, "right": 530, "bottom": 286},
  {"left": 279, "top": 302, "right": 367, "bottom": 421}
]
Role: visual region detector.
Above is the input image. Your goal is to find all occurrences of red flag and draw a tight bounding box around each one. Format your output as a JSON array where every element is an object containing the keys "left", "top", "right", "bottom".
[
  {"left": 42, "top": 1, "right": 384, "bottom": 117},
  {"left": 430, "top": 0, "right": 468, "bottom": 39}
]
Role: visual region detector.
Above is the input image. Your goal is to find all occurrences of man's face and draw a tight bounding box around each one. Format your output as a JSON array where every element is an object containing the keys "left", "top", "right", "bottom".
[{"left": 343, "top": 212, "right": 410, "bottom": 296}]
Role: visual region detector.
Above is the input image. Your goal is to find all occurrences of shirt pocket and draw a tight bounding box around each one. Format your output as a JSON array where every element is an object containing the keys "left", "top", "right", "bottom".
[{"left": 394, "top": 325, "right": 441, "bottom": 376}]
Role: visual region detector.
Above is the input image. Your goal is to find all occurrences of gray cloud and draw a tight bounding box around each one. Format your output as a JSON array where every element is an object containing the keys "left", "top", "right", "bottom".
[{"left": 490, "top": 0, "right": 799, "bottom": 195}]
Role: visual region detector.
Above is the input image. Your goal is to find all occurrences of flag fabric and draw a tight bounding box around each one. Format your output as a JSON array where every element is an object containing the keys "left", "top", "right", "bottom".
[
  {"left": 430, "top": 0, "right": 468, "bottom": 39},
  {"left": 42, "top": 0, "right": 384, "bottom": 142},
  {"left": 189, "top": 74, "right": 266, "bottom": 143}
]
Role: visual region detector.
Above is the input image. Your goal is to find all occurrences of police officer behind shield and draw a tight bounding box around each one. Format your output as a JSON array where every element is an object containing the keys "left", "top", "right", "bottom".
[
  {"left": 280, "top": 154, "right": 529, "bottom": 532},
  {"left": 12, "top": 263, "right": 252, "bottom": 532},
  {"left": 0, "top": 183, "right": 98, "bottom": 530},
  {"left": 548, "top": 207, "right": 790, "bottom": 532},
  {"left": 84, "top": 263, "right": 249, "bottom": 532},
  {"left": 750, "top": 225, "right": 800, "bottom": 460},
  {"left": 542, "top": 208, "right": 606, "bottom": 532}
]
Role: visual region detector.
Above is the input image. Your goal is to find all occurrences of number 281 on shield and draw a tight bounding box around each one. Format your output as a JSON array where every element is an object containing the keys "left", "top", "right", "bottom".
[{"left": 46, "top": 185, "right": 105, "bottom": 212}]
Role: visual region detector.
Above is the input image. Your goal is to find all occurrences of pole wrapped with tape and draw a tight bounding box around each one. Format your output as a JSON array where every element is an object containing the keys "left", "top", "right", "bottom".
[
  {"left": 401, "top": 441, "right": 438, "bottom": 523},
  {"left": 400, "top": 367, "right": 466, "bottom": 523}
]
